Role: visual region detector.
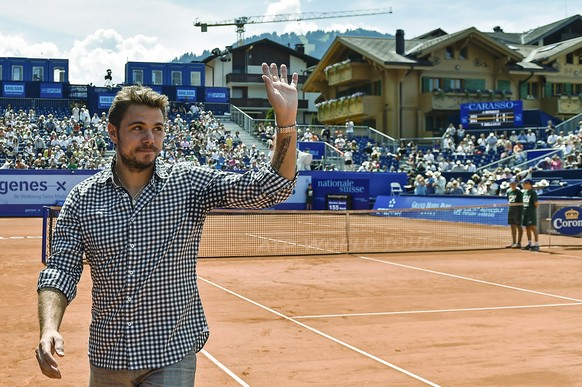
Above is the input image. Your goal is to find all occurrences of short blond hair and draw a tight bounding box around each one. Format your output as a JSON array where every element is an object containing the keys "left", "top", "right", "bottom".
[{"left": 107, "top": 85, "right": 168, "bottom": 128}]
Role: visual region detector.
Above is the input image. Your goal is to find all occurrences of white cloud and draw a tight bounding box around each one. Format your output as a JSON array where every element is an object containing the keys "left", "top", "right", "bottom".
[
  {"left": 68, "top": 29, "right": 174, "bottom": 85},
  {"left": 0, "top": 32, "right": 60, "bottom": 58}
]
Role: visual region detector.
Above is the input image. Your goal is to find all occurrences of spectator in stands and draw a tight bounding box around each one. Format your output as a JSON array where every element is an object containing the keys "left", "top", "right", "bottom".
[
  {"left": 449, "top": 180, "right": 464, "bottom": 195},
  {"left": 526, "top": 129, "right": 536, "bottom": 147},
  {"left": 485, "top": 132, "right": 498, "bottom": 153},
  {"left": 536, "top": 156, "right": 552, "bottom": 170},
  {"left": 345, "top": 119, "right": 354, "bottom": 140},
  {"left": 433, "top": 171, "right": 446, "bottom": 195},
  {"left": 456, "top": 124, "right": 465, "bottom": 144},
  {"left": 297, "top": 148, "right": 313, "bottom": 170},
  {"left": 342, "top": 148, "right": 353, "bottom": 171},
  {"left": 546, "top": 130, "right": 558, "bottom": 148},
  {"left": 442, "top": 134, "right": 455, "bottom": 152},
  {"left": 444, "top": 123, "right": 456, "bottom": 139},
  {"left": 413, "top": 174, "right": 427, "bottom": 195},
  {"left": 550, "top": 154, "right": 562, "bottom": 170},
  {"left": 545, "top": 120, "right": 556, "bottom": 136}
]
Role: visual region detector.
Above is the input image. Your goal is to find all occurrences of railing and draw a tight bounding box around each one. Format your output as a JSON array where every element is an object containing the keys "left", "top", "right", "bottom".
[
  {"left": 229, "top": 105, "right": 255, "bottom": 136},
  {"left": 477, "top": 148, "right": 562, "bottom": 172},
  {"left": 555, "top": 111, "right": 582, "bottom": 134}
]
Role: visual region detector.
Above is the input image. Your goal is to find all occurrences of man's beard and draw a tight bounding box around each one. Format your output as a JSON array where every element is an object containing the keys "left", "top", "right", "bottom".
[{"left": 117, "top": 142, "right": 159, "bottom": 172}]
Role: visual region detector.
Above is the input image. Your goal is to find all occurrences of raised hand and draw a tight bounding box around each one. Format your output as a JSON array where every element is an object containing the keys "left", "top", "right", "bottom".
[{"left": 261, "top": 63, "right": 298, "bottom": 126}]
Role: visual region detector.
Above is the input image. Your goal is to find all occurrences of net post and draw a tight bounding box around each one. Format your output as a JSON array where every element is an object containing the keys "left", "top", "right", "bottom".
[
  {"left": 548, "top": 202, "right": 553, "bottom": 249},
  {"left": 41, "top": 206, "right": 49, "bottom": 265},
  {"left": 345, "top": 211, "right": 350, "bottom": 253}
]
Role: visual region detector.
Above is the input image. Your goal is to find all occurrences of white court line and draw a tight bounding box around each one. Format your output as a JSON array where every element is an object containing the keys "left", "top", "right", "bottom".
[
  {"left": 0, "top": 235, "right": 42, "bottom": 240},
  {"left": 292, "top": 302, "right": 582, "bottom": 319},
  {"left": 200, "top": 349, "right": 250, "bottom": 387},
  {"left": 199, "top": 276, "right": 441, "bottom": 387},
  {"left": 358, "top": 255, "right": 582, "bottom": 303}
]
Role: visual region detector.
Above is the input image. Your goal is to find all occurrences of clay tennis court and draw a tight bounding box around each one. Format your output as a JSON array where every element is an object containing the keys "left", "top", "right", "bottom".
[{"left": 2, "top": 216, "right": 582, "bottom": 386}]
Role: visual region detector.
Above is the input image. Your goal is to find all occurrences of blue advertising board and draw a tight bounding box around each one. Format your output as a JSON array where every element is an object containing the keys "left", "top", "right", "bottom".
[
  {"left": 97, "top": 94, "right": 116, "bottom": 109},
  {"left": 0, "top": 170, "right": 96, "bottom": 216},
  {"left": 3, "top": 82, "right": 25, "bottom": 97},
  {"left": 272, "top": 171, "right": 407, "bottom": 210},
  {"left": 460, "top": 100, "right": 523, "bottom": 129},
  {"left": 176, "top": 87, "right": 197, "bottom": 101},
  {"left": 551, "top": 207, "right": 582, "bottom": 236},
  {"left": 40, "top": 83, "right": 63, "bottom": 99},
  {"left": 297, "top": 141, "right": 325, "bottom": 160},
  {"left": 373, "top": 195, "right": 508, "bottom": 225},
  {"left": 205, "top": 87, "right": 229, "bottom": 103}
]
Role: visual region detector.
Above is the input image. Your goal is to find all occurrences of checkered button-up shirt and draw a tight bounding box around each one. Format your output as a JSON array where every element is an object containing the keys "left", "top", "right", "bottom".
[{"left": 38, "top": 158, "right": 295, "bottom": 370}]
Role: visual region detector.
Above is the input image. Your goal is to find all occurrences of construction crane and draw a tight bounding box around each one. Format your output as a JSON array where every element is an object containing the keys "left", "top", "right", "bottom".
[{"left": 194, "top": 7, "right": 393, "bottom": 47}]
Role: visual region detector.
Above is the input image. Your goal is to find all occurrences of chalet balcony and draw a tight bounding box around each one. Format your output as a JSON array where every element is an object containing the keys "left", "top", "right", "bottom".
[
  {"left": 231, "top": 98, "right": 308, "bottom": 109},
  {"left": 226, "top": 73, "right": 309, "bottom": 85},
  {"left": 324, "top": 61, "right": 372, "bottom": 87},
  {"left": 555, "top": 94, "right": 582, "bottom": 115},
  {"left": 430, "top": 88, "right": 511, "bottom": 110},
  {"left": 316, "top": 94, "right": 382, "bottom": 124}
]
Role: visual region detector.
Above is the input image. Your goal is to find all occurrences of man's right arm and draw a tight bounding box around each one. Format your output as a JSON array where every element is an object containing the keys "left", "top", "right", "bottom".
[{"left": 36, "top": 288, "right": 68, "bottom": 379}]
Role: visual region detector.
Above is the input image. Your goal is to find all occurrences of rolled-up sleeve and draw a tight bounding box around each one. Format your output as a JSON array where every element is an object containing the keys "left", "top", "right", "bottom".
[
  {"left": 37, "top": 188, "right": 85, "bottom": 304},
  {"left": 201, "top": 165, "right": 296, "bottom": 210}
]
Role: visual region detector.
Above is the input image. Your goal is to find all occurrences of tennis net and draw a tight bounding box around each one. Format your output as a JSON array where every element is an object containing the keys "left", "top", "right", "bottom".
[{"left": 41, "top": 201, "right": 582, "bottom": 262}]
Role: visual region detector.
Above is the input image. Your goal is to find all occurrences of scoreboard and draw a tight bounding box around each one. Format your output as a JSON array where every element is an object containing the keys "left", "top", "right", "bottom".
[
  {"left": 460, "top": 100, "right": 523, "bottom": 129},
  {"left": 326, "top": 194, "right": 352, "bottom": 211}
]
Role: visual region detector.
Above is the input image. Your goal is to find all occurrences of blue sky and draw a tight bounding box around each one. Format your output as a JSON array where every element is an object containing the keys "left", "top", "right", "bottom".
[{"left": 1, "top": 0, "right": 580, "bottom": 84}]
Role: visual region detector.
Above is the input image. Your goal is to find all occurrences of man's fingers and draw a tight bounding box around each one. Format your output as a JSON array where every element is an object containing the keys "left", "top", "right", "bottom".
[
  {"left": 36, "top": 345, "right": 62, "bottom": 379},
  {"left": 54, "top": 336, "right": 65, "bottom": 357}
]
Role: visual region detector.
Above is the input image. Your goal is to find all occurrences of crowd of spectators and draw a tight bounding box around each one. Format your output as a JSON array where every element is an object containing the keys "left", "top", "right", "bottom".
[
  {"left": 1, "top": 102, "right": 581, "bottom": 199},
  {"left": 405, "top": 120, "right": 582, "bottom": 197},
  {"left": 0, "top": 103, "right": 273, "bottom": 172}
]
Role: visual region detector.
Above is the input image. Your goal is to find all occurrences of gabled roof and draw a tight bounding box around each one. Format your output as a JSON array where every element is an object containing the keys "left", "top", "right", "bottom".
[
  {"left": 414, "top": 28, "right": 448, "bottom": 40},
  {"left": 408, "top": 27, "right": 522, "bottom": 61},
  {"left": 487, "top": 14, "right": 582, "bottom": 45},
  {"left": 200, "top": 38, "right": 319, "bottom": 67},
  {"left": 335, "top": 36, "right": 418, "bottom": 65},
  {"left": 513, "top": 35, "right": 582, "bottom": 71}
]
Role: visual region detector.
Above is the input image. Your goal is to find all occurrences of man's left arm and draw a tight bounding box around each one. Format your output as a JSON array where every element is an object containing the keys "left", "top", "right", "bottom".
[{"left": 261, "top": 63, "right": 298, "bottom": 181}]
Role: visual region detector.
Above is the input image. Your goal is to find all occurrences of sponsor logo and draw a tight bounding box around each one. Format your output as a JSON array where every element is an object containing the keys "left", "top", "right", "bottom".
[
  {"left": 316, "top": 179, "right": 365, "bottom": 194},
  {"left": 551, "top": 207, "right": 582, "bottom": 236}
]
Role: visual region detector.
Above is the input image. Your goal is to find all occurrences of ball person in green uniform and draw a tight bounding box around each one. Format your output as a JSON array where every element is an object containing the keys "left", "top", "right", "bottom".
[
  {"left": 505, "top": 178, "right": 523, "bottom": 248},
  {"left": 521, "top": 179, "right": 540, "bottom": 251}
]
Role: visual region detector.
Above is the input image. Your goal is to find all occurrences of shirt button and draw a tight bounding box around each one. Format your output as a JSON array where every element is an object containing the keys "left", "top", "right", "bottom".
[
  {"left": 127, "top": 296, "right": 132, "bottom": 302},
  {"left": 127, "top": 322, "right": 133, "bottom": 327},
  {"left": 128, "top": 270, "right": 134, "bottom": 276},
  {"left": 130, "top": 243, "right": 135, "bottom": 249}
]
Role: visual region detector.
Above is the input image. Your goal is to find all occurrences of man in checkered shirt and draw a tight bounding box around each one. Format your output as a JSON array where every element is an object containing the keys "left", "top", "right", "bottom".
[{"left": 36, "top": 63, "right": 299, "bottom": 386}]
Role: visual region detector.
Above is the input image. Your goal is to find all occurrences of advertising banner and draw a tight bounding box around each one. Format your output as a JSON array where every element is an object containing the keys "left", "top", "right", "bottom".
[
  {"left": 0, "top": 170, "right": 96, "bottom": 216},
  {"left": 97, "top": 94, "right": 116, "bottom": 109},
  {"left": 3, "top": 82, "right": 25, "bottom": 97},
  {"left": 373, "top": 195, "right": 508, "bottom": 225},
  {"left": 551, "top": 207, "right": 582, "bottom": 236},
  {"left": 313, "top": 177, "right": 369, "bottom": 210},
  {"left": 298, "top": 141, "right": 325, "bottom": 160},
  {"left": 176, "top": 88, "right": 197, "bottom": 101},
  {"left": 205, "top": 87, "right": 229, "bottom": 103},
  {"left": 40, "top": 83, "right": 63, "bottom": 99}
]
